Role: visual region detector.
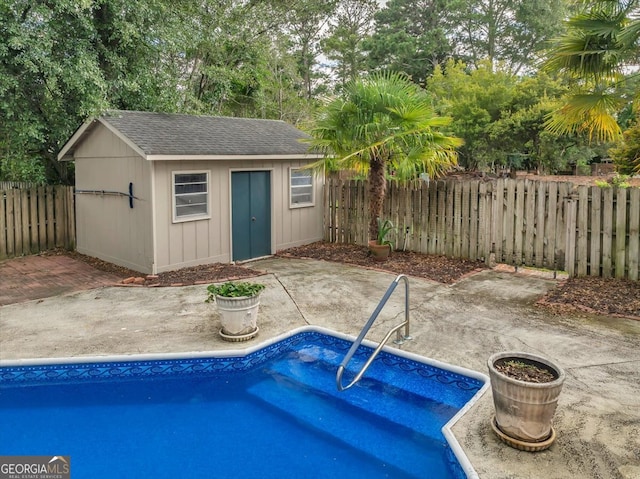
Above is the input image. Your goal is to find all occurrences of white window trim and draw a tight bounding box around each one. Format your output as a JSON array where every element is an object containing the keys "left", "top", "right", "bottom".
[
  {"left": 172, "top": 170, "right": 211, "bottom": 223},
  {"left": 289, "top": 167, "right": 315, "bottom": 208}
]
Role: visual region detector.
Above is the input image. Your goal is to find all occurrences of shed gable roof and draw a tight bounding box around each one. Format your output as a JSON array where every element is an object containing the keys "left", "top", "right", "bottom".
[{"left": 58, "top": 110, "right": 319, "bottom": 161}]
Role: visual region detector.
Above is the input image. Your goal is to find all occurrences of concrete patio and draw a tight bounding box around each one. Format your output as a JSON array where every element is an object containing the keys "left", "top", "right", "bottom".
[{"left": 1, "top": 257, "right": 639, "bottom": 478}]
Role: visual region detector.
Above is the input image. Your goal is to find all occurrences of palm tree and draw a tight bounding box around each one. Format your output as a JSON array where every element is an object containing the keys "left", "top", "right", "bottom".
[
  {"left": 545, "top": 0, "right": 640, "bottom": 142},
  {"left": 307, "top": 71, "right": 462, "bottom": 240}
]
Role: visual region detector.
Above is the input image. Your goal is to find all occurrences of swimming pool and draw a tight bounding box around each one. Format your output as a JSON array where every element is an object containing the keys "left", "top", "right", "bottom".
[{"left": 0, "top": 327, "right": 488, "bottom": 479}]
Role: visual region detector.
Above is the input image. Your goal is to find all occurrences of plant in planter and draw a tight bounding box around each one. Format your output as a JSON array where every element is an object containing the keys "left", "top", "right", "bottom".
[
  {"left": 206, "top": 281, "right": 265, "bottom": 342},
  {"left": 487, "top": 351, "right": 565, "bottom": 452},
  {"left": 368, "top": 218, "right": 396, "bottom": 261}
]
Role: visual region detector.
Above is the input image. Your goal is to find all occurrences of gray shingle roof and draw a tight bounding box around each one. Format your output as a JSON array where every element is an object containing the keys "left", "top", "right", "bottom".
[{"left": 100, "top": 110, "right": 313, "bottom": 157}]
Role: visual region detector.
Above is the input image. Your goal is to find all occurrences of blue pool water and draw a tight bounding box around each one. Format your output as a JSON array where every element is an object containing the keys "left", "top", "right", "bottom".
[{"left": 0, "top": 328, "right": 486, "bottom": 479}]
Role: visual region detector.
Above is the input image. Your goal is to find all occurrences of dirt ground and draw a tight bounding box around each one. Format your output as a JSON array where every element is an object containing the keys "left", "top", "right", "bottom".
[
  {"left": 449, "top": 171, "right": 640, "bottom": 187},
  {"left": 520, "top": 172, "right": 640, "bottom": 187},
  {"left": 60, "top": 242, "right": 640, "bottom": 321}
]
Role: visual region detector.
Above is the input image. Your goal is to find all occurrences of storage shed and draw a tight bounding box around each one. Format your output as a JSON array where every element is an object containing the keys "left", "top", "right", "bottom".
[{"left": 58, "top": 110, "right": 325, "bottom": 274}]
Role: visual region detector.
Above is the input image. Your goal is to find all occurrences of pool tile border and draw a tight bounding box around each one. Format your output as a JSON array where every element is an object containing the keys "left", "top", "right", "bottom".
[{"left": 0, "top": 331, "right": 483, "bottom": 395}]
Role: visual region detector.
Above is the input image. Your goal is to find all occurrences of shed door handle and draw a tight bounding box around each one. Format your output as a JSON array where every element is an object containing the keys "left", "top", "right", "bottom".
[{"left": 252, "top": 217, "right": 256, "bottom": 222}]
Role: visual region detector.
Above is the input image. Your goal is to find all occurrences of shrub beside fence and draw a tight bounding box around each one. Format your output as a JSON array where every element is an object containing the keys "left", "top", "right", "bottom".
[
  {"left": 324, "top": 178, "right": 640, "bottom": 280},
  {"left": 0, "top": 185, "right": 75, "bottom": 260}
]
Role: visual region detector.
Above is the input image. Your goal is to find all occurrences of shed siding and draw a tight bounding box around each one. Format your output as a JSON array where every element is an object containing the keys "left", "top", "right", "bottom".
[
  {"left": 152, "top": 159, "right": 323, "bottom": 272},
  {"left": 74, "top": 125, "right": 154, "bottom": 272}
]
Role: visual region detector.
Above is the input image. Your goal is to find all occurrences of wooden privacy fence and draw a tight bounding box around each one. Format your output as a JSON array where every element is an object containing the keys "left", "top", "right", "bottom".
[
  {"left": 0, "top": 185, "right": 75, "bottom": 260},
  {"left": 0, "top": 181, "right": 40, "bottom": 190},
  {"left": 324, "top": 178, "right": 640, "bottom": 280}
]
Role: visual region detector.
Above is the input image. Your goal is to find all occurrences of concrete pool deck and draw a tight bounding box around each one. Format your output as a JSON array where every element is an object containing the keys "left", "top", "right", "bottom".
[{"left": 1, "top": 257, "right": 639, "bottom": 478}]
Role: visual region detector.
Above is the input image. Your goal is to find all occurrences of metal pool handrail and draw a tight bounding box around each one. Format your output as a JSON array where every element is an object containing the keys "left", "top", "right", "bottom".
[{"left": 336, "top": 274, "right": 412, "bottom": 391}]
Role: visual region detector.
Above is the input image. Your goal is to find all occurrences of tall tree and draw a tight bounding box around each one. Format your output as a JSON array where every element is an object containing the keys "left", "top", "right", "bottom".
[
  {"left": 0, "top": 0, "right": 183, "bottom": 183},
  {"left": 322, "top": 0, "right": 378, "bottom": 91},
  {"left": 179, "top": 1, "right": 293, "bottom": 116},
  {"left": 544, "top": 0, "right": 640, "bottom": 142},
  {"left": 364, "top": 0, "right": 456, "bottom": 86},
  {"left": 0, "top": 0, "right": 316, "bottom": 183},
  {"left": 428, "top": 60, "right": 596, "bottom": 172},
  {"left": 453, "top": 0, "right": 567, "bottom": 74},
  {"left": 253, "top": 36, "right": 316, "bottom": 124},
  {"left": 307, "top": 72, "right": 461, "bottom": 239},
  {"left": 1, "top": 1, "right": 104, "bottom": 183},
  {"left": 285, "top": 0, "right": 338, "bottom": 99},
  {"left": 428, "top": 60, "right": 516, "bottom": 169}
]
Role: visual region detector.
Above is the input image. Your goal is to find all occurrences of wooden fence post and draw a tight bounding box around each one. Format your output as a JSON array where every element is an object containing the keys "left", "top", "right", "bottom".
[
  {"left": 590, "top": 186, "right": 602, "bottom": 276},
  {"left": 601, "top": 188, "right": 613, "bottom": 277},
  {"left": 576, "top": 186, "right": 589, "bottom": 276},
  {"left": 565, "top": 195, "right": 577, "bottom": 277},
  {"left": 504, "top": 179, "right": 516, "bottom": 264},
  {"left": 615, "top": 188, "right": 628, "bottom": 279},
  {"left": 0, "top": 189, "right": 7, "bottom": 260},
  {"left": 492, "top": 179, "right": 505, "bottom": 263},
  {"left": 628, "top": 188, "right": 639, "bottom": 281},
  {"left": 544, "top": 182, "right": 557, "bottom": 270}
]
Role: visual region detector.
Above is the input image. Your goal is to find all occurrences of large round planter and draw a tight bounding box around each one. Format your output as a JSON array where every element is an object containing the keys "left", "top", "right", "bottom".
[
  {"left": 488, "top": 351, "right": 565, "bottom": 449},
  {"left": 368, "top": 240, "right": 391, "bottom": 262},
  {"left": 215, "top": 294, "right": 261, "bottom": 341}
]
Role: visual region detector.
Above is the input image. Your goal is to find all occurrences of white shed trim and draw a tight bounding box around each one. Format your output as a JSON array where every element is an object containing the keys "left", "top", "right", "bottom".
[
  {"left": 145, "top": 154, "right": 324, "bottom": 161},
  {"left": 58, "top": 117, "right": 148, "bottom": 161},
  {"left": 57, "top": 118, "right": 94, "bottom": 161}
]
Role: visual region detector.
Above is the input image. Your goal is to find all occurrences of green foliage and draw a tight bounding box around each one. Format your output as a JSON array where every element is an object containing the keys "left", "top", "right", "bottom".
[
  {"left": 427, "top": 60, "right": 598, "bottom": 172},
  {"left": 376, "top": 218, "right": 396, "bottom": 248},
  {"left": 544, "top": 0, "right": 640, "bottom": 142},
  {"left": 177, "top": 1, "right": 314, "bottom": 121},
  {"left": 611, "top": 174, "right": 632, "bottom": 188},
  {"left": 453, "top": 0, "right": 567, "bottom": 74},
  {"left": 309, "top": 71, "right": 461, "bottom": 178},
  {"left": 366, "top": 0, "right": 567, "bottom": 80},
  {"left": 285, "top": 0, "right": 338, "bottom": 99},
  {"left": 0, "top": 0, "right": 578, "bottom": 186},
  {"left": 594, "top": 179, "right": 611, "bottom": 188},
  {"left": 595, "top": 174, "right": 632, "bottom": 189},
  {"left": 0, "top": 155, "right": 47, "bottom": 184},
  {"left": 307, "top": 71, "right": 461, "bottom": 239},
  {"left": 364, "top": 0, "right": 455, "bottom": 86},
  {"left": 206, "top": 282, "right": 265, "bottom": 301},
  {"left": 322, "top": 0, "right": 377, "bottom": 92},
  {"left": 0, "top": 0, "right": 185, "bottom": 184},
  {"left": 0, "top": 0, "right": 319, "bottom": 184},
  {"left": 609, "top": 120, "right": 640, "bottom": 175}
]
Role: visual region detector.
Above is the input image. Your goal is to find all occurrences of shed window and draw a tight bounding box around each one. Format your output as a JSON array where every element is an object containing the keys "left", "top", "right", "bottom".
[
  {"left": 290, "top": 168, "right": 314, "bottom": 208},
  {"left": 173, "top": 171, "right": 210, "bottom": 222}
]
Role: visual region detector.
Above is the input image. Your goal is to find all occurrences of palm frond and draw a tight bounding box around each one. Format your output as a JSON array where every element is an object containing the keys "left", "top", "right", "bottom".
[
  {"left": 545, "top": 91, "right": 623, "bottom": 142},
  {"left": 306, "top": 71, "right": 462, "bottom": 186}
]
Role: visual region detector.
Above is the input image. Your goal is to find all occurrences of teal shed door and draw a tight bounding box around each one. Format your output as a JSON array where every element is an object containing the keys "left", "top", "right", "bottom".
[{"left": 231, "top": 171, "right": 271, "bottom": 261}]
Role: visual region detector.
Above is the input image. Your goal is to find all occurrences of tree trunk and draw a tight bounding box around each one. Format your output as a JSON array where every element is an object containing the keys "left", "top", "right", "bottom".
[{"left": 368, "top": 156, "right": 386, "bottom": 240}]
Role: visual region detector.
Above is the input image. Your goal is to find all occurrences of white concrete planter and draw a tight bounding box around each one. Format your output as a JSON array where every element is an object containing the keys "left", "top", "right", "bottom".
[
  {"left": 488, "top": 351, "right": 565, "bottom": 451},
  {"left": 215, "top": 294, "right": 261, "bottom": 342}
]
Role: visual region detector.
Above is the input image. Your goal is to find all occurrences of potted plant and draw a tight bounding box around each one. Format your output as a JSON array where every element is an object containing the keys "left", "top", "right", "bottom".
[
  {"left": 487, "top": 351, "right": 565, "bottom": 451},
  {"left": 205, "top": 281, "right": 265, "bottom": 342},
  {"left": 368, "top": 218, "right": 396, "bottom": 261}
]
